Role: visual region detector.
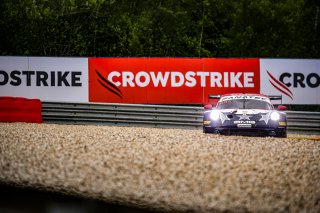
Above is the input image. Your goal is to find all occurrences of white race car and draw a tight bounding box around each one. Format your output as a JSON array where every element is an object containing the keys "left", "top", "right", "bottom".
[{"left": 203, "top": 93, "right": 287, "bottom": 137}]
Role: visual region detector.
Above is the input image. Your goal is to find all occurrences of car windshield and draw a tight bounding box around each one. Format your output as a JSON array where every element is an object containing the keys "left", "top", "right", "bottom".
[{"left": 216, "top": 99, "right": 273, "bottom": 110}]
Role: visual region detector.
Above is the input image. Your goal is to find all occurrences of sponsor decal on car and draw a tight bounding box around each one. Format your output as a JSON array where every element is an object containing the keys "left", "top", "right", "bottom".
[
  {"left": 237, "top": 123, "right": 252, "bottom": 128},
  {"left": 237, "top": 113, "right": 252, "bottom": 120},
  {"left": 259, "top": 112, "right": 272, "bottom": 124},
  {"left": 220, "top": 95, "right": 269, "bottom": 102},
  {"left": 234, "top": 120, "right": 256, "bottom": 124}
]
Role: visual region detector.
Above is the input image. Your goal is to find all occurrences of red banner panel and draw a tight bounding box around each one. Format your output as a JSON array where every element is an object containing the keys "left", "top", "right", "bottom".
[
  {"left": 0, "top": 97, "right": 42, "bottom": 123},
  {"left": 89, "top": 58, "right": 260, "bottom": 104}
]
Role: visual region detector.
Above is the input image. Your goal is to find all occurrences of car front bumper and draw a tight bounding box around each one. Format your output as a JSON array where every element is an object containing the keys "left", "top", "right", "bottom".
[{"left": 203, "top": 126, "right": 286, "bottom": 137}]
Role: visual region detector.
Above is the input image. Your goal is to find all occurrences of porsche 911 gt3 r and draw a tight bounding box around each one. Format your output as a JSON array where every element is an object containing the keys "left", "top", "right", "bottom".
[{"left": 203, "top": 94, "right": 287, "bottom": 137}]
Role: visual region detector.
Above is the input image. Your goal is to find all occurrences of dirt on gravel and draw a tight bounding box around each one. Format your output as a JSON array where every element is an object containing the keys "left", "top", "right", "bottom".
[{"left": 0, "top": 122, "right": 319, "bottom": 212}]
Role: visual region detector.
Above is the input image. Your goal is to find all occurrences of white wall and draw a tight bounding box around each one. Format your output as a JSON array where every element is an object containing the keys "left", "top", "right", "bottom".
[
  {"left": 260, "top": 59, "right": 320, "bottom": 105},
  {"left": 0, "top": 57, "right": 88, "bottom": 102}
]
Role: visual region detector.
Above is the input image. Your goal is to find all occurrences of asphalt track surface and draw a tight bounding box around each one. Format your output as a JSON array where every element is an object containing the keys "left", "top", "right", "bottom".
[{"left": 0, "top": 123, "right": 319, "bottom": 212}]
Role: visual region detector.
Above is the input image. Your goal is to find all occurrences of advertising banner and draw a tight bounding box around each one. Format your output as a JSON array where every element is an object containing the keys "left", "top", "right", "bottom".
[
  {"left": 0, "top": 57, "right": 88, "bottom": 102},
  {"left": 260, "top": 59, "right": 320, "bottom": 104},
  {"left": 1, "top": 57, "right": 319, "bottom": 105},
  {"left": 88, "top": 58, "right": 260, "bottom": 104}
]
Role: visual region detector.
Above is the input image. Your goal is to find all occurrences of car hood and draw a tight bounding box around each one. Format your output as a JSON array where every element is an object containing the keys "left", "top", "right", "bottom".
[{"left": 218, "top": 109, "right": 270, "bottom": 115}]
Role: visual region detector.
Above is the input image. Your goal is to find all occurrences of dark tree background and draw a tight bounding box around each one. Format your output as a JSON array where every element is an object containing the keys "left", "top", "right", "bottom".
[{"left": 0, "top": 0, "right": 319, "bottom": 57}]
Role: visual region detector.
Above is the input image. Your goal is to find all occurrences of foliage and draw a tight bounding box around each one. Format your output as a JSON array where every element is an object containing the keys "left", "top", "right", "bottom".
[{"left": 0, "top": 0, "right": 319, "bottom": 57}]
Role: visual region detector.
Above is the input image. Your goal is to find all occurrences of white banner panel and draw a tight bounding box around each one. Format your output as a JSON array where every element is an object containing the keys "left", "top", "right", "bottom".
[
  {"left": 260, "top": 59, "right": 320, "bottom": 104},
  {"left": 0, "top": 57, "right": 88, "bottom": 102}
]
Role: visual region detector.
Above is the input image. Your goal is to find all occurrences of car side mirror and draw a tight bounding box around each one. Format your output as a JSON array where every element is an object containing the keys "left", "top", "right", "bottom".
[
  {"left": 277, "top": 105, "right": 286, "bottom": 110},
  {"left": 204, "top": 104, "right": 213, "bottom": 110}
]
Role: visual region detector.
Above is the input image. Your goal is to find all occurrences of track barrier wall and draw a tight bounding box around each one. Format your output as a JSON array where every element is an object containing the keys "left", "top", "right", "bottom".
[
  {"left": 0, "top": 97, "right": 42, "bottom": 123},
  {"left": 42, "top": 102, "right": 320, "bottom": 134},
  {"left": 0, "top": 97, "right": 318, "bottom": 134}
]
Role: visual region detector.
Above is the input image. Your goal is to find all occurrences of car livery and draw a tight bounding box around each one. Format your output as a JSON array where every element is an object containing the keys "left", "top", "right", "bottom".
[{"left": 203, "top": 94, "right": 287, "bottom": 137}]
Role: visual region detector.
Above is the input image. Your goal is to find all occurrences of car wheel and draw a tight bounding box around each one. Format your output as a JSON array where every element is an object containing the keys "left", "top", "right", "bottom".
[
  {"left": 276, "top": 131, "right": 287, "bottom": 138},
  {"left": 282, "top": 131, "right": 287, "bottom": 138}
]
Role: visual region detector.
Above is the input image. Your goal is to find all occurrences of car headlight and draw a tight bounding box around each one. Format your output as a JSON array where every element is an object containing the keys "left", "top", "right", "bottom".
[
  {"left": 270, "top": 111, "right": 280, "bottom": 121},
  {"left": 210, "top": 110, "right": 220, "bottom": 121}
]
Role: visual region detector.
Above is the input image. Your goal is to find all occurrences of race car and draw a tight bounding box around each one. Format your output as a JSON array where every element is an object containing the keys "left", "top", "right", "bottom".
[{"left": 203, "top": 94, "right": 287, "bottom": 137}]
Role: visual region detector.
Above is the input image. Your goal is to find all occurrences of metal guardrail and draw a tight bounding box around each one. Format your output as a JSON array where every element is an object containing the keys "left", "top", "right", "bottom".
[{"left": 42, "top": 102, "right": 320, "bottom": 134}]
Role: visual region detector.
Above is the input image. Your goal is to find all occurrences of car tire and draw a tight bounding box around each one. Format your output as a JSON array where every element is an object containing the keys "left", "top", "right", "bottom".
[
  {"left": 276, "top": 131, "right": 287, "bottom": 138},
  {"left": 282, "top": 131, "right": 287, "bottom": 138}
]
